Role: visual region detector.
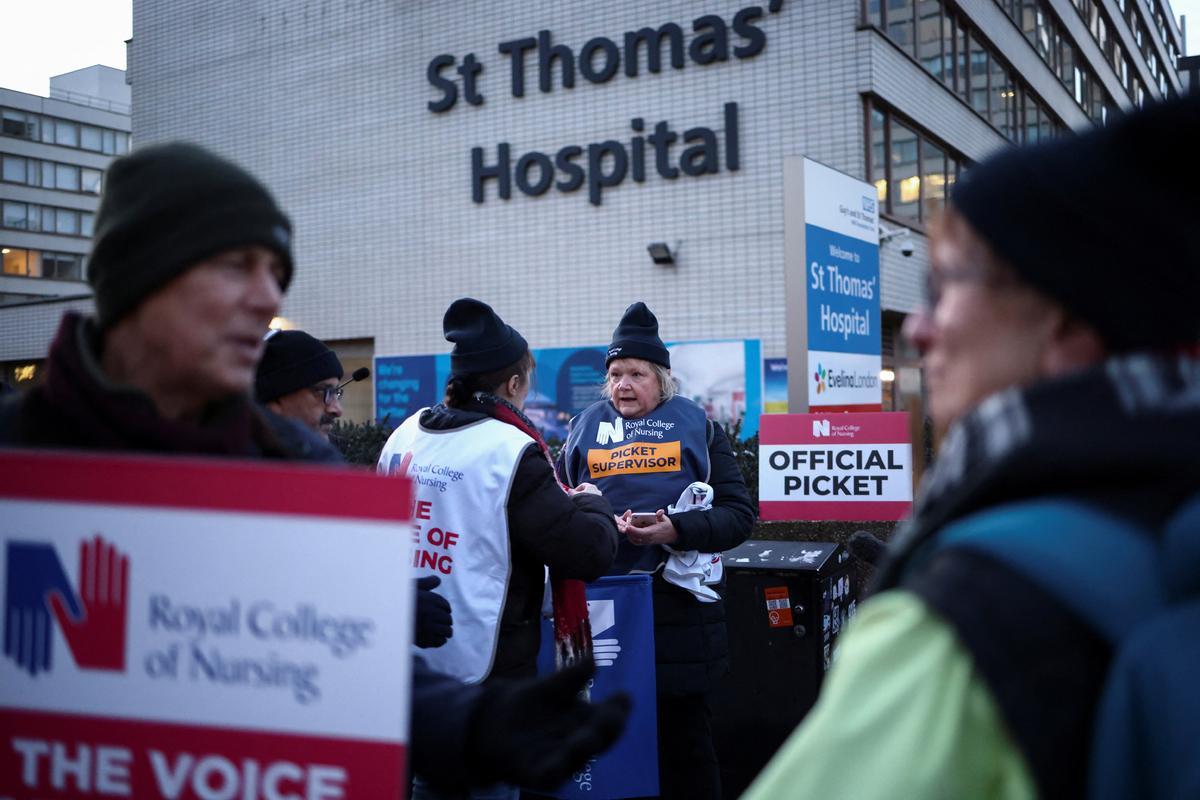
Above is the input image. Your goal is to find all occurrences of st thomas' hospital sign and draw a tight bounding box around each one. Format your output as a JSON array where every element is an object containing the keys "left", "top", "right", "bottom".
[{"left": 425, "top": 1, "right": 787, "bottom": 206}]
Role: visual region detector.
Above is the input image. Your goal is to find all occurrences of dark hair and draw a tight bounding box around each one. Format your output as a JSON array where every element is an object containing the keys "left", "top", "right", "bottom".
[{"left": 444, "top": 350, "right": 535, "bottom": 407}]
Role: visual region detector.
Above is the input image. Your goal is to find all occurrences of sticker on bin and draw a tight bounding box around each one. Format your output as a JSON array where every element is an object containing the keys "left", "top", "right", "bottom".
[{"left": 765, "top": 586, "right": 793, "bottom": 628}]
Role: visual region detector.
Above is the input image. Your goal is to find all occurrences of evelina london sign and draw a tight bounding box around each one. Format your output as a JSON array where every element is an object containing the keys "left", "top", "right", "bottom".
[{"left": 425, "top": 1, "right": 786, "bottom": 206}]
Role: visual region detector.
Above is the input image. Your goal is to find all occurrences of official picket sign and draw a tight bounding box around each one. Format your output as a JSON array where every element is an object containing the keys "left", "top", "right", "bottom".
[
  {"left": 0, "top": 451, "right": 413, "bottom": 800},
  {"left": 758, "top": 413, "right": 912, "bottom": 520}
]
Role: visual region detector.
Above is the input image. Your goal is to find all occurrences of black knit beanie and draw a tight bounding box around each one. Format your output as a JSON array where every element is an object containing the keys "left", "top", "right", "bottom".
[
  {"left": 255, "top": 330, "right": 343, "bottom": 403},
  {"left": 951, "top": 94, "right": 1200, "bottom": 351},
  {"left": 443, "top": 298, "right": 529, "bottom": 375},
  {"left": 88, "top": 142, "right": 294, "bottom": 328},
  {"left": 607, "top": 302, "right": 670, "bottom": 368}
]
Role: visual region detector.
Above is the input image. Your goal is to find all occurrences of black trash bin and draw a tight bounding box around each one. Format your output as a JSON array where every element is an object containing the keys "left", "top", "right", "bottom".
[{"left": 710, "top": 540, "right": 858, "bottom": 799}]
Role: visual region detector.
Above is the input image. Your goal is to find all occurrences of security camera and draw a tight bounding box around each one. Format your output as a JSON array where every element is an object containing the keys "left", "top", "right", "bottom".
[
  {"left": 880, "top": 224, "right": 915, "bottom": 257},
  {"left": 900, "top": 236, "right": 914, "bottom": 257}
]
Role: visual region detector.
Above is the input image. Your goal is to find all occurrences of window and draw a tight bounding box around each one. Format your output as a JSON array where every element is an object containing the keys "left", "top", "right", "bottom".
[
  {"left": 891, "top": 122, "right": 920, "bottom": 221},
  {"left": 115, "top": 132, "right": 129, "bottom": 154},
  {"left": 27, "top": 205, "right": 41, "bottom": 232},
  {"left": 81, "top": 125, "right": 102, "bottom": 151},
  {"left": 55, "top": 210, "right": 79, "bottom": 236},
  {"left": 990, "top": 58, "right": 1014, "bottom": 138},
  {"left": 80, "top": 212, "right": 95, "bottom": 238},
  {"left": 2, "top": 247, "right": 37, "bottom": 277},
  {"left": 1, "top": 109, "right": 37, "bottom": 139},
  {"left": 888, "top": 0, "right": 915, "bottom": 50},
  {"left": 81, "top": 168, "right": 102, "bottom": 195},
  {"left": 54, "top": 121, "right": 79, "bottom": 148},
  {"left": 55, "top": 163, "right": 80, "bottom": 191},
  {"left": 43, "top": 252, "right": 82, "bottom": 281},
  {"left": 2, "top": 156, "right": 26, "bottom": 183},
  {"left": 102, "top": 129, "right": 115, "bottom": 154},
  {"left": 2, "top": 202, "right": 28, "bottom": 230},
  {"left": 969, "top": 35, "right": 989, "bottom": 115},
  {"left": 865, "top": 98, "right": 970, "bottom": 226},
  {"left": 917, "top": 0, "right": 943, "bottom": 78}
]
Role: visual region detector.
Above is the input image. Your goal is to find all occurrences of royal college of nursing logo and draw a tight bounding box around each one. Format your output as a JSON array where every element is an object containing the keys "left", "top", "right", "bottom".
[
  {"left": 4, "top": 535, "right": 129, "bottom": 676},
  {"left": 596, "top": 419, "right": 625, "bottom": 445}
]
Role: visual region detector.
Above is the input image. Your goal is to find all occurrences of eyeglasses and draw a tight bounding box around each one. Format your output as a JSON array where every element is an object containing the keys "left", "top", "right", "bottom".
[{"left": 311, "top": 385, "right": 345, "bottom": 405}]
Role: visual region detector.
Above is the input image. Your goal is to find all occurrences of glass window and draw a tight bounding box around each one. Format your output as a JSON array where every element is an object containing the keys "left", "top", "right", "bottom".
[
  {"left": 54, "top": 121, "right": 79, "bottom": 148},
  {"left": 2, "top": 109, "right": 36, "bottom": 139},
  {"left": 1035, "top": 9, "right": 1051, "bottom": 58},
  {"left": 917, "top": 0, "right": 943, "bottom": 78},
  {"left": 44, "top": 252, "right": 81, "bottom": 281},
  {"left": 1060, "top": 40, "right": 1075, "bottom": 88},
  {"left": 55, "top": 210, "right": 79, "bottom": 236},
  {"left": 115, "top": 133, "right": 129, "bottom": 155},
  {"left": 55, "top": 163, "right": 80, "bottom": 191},
  {"left": 1024, "top": 93, "right": 1040, "bottom": 143},
  {"left": 941, "top": 14, "right": 955, "bottom": 88},
  {"left": 80, "top": 211, "right": 95, "bottom": 238},
  {"left": 102, "top": 129, "right": 116, "bottom": 155},
  {"left": 41, "top": 208, "right": 55, "bottom": 231},
  {"left": 887, "top": 0, "right": 915, "bottom": 53},
  {"left": 1021, "top": 0, "right": 1038, "bottom": 44},
  {"left": 2, "top": 155, "right": 26, "bottom": 183},
  {"left": 28, "top": 205, "right": 41, "bottom": 232},
  {"left": 81, "top": 168, "right": 102, "bottom": 195},
  {"left": 41, "top": 160, "right": 55, "bottom": 188},
  {"left": 891, "top": 121, "right": 920, "bottom": 222},
  {"left": 40, "top": 118, "right": 55, "bottom": 143},
  {"left": 870, "top": 109, "right": 888, "bottom": 208},
  {"left": 80, "top": 125, "right": 102, "bottom": 151},
  {"left": 2, "top": 202, "right": 27, "bottom": 230},
  {"left": 868, "top": 0, "right": 883, "bottom": 27},
  {"left": 969, "top": 35, "right": 989, "bottom": 115},
  {"left": 1039, "top": 104, "right": 1054, "bottom": 140},
  {"left": 921, "top": 141, "right": 947, "bottom": 221},
  {"left": 991, "top": 58, "right": 1013, "bottom": 139},
  {"left": 2, "top": 247, "right": 29, "bottom": 276},
  {"left": 956, "top": 22, "right": 969, "bottom": 102}
]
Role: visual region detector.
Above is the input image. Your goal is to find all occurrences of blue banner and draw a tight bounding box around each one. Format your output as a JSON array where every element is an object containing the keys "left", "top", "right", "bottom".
[
  {"left": 805, "top": 223, "right": 882, "bottom": 356},
  {"left": 536, "top": 575, "right": 658, "bottom": 799}
]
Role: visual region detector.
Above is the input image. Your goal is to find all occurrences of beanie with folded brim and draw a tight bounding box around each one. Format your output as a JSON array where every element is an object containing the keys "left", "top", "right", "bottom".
[
  {"left": 255, "top": 330, "right": 343, "bottom": 403},
  {"left": 87, "top": 141, "right": 294, "bottom": 329},
  {"left": 607, "top": 302, "right": 670, "bottom": 368},
  {"left": 443, "top": 298, "right": 529, "bottom": 375},
  {"left": 950, "top": 94, "right": 1200, "bottom": 351}
]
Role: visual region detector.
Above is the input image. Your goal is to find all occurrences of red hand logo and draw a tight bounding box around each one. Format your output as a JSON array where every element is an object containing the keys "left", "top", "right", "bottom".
[{"left": 48, "top": 535, "right": 128, "bottom": 671}]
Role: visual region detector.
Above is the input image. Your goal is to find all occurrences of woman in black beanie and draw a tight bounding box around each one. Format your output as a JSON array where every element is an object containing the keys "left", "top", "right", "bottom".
[
  {"left": 378, "top": 298, "right": 619, "bottom": 800},
  {"left": 559, "top": 302, "right": 756, "bottom": 800}
]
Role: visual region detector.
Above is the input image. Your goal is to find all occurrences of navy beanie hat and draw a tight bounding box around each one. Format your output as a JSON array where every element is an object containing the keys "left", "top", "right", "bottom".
[
  {"left": 951, "top": 94, "right": 1200, "bottom": 351},
  {"left": 443, "top": 298, "right": 529, "bottom": 375},
  {"left": 607, "top": 302, "right": 670, "bottom": 368},
  {"left": 255, "top": 330, "right": 343, "bottom": 403},
  {"left": 88, "top": 141, "right": 294, "bottom": 329}
]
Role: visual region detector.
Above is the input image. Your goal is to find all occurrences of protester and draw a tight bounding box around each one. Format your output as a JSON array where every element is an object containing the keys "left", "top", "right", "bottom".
[
  {"left": 378, "top": 297, "right": 621, "bottom": 800},
  {"left": 558, "top": 302, "right": 755, "bottom": 800},
  {"left": 255, "top": 328, "right": 346, "bottom": 441},
  {"left": 0, "top": 141, "right": 629, "bottom": 793},
  {"left": 744, "top": 96, "right": 1200, "bottom": 799}
]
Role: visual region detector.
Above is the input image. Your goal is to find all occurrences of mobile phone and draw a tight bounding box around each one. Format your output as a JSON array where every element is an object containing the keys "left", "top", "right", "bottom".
[{"left": 629, "top": 512, "right": 659, "bottom": 526}]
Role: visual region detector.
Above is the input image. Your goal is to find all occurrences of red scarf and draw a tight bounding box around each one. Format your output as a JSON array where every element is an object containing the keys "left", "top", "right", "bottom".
[{"left": 477, "top": 393, "right": 594, "bottom": 671}]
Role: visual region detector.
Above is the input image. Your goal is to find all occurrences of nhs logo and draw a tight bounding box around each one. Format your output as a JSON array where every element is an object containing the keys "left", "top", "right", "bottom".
[
  {"left": 812, "top": 419, "right": 831, "bottom": 437},
  {"left": 596, "top": 420, "right": 624, "bottom": 445},
  {"left": 862, "top": 195, "right": 876, "bottom": 214}
]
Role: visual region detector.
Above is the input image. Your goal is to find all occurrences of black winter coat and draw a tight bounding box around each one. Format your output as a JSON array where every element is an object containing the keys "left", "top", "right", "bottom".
[
  {"left": 419, "top": 403, "right": 619, "bottom": 682},
  {"left": 653, "top": 422, "right": 755, "bottom": 696}
]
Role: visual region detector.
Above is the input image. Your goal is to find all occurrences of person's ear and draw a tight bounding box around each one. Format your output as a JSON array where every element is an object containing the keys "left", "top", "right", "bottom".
[
  {"left": 506, "top": 373, "right": 522, "bottom": 398},
  {"left": 1042, "top": 313, "right": 1107, "bottom": 375}
]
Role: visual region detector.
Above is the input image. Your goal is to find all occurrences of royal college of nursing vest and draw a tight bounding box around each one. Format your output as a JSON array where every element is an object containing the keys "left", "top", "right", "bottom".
[
  {"left": 378, "top": 410, "right": 531, "bottom": 684},
  {"left": 563, "top": 396, "right": 710, "bottom": 574}
]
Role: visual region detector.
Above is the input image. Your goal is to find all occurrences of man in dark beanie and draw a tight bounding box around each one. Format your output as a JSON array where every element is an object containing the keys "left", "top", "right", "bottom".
[
  {"left": 0, "top": 145, "right": 628, "bottom": 793},
  {"left": 747, "top": 96, "right": 1200, "bottom": 800},
  {"left": 256, "top": 329, "right": 346, "bottom": 441}
]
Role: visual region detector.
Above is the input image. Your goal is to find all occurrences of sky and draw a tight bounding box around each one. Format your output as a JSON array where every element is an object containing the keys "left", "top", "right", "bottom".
[{"left": 0, "top": 0, "right": 1196, "bottom": 99}]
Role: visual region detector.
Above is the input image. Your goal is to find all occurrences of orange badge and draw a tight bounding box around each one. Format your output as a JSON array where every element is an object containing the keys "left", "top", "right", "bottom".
[
  {"left": 587, "top": 441, "right": 682, "bottom": 479},
  {"left": 764, "top": 586, "right": 793, "bottom": 628}
]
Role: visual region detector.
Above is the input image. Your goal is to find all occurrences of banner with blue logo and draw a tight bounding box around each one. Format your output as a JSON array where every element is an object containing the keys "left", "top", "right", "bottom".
[{"left": 535, "top": 575, "right": 658, "bottom": 799}]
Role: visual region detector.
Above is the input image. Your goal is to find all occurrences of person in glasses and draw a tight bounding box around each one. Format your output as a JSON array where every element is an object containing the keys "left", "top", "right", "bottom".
[{"left": 255, "top": 328, "right": 348, "bottom": 441}]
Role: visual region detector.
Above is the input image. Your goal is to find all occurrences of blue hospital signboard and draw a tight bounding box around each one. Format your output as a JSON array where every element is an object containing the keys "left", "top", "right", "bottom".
[{"left": 784, "top": 157, "right": 882, "bottom": 412}]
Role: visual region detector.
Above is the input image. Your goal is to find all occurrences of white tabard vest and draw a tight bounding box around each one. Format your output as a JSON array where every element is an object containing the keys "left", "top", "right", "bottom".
[{"left": 378, "top": 410, "right": 532, "bottom": 684}]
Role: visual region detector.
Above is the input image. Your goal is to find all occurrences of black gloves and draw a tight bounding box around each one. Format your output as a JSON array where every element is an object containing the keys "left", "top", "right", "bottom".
[
  {"left": 465, "top": 660, "right": 631, "bottom": 790},
  {"left": 415, "top": 575, "right": 453, "bottom": 649}
]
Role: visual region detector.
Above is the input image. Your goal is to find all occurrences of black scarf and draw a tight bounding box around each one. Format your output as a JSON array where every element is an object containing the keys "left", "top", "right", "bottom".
[{"left": 874, "top": 353, "right": 1200, "bottom": 593}]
